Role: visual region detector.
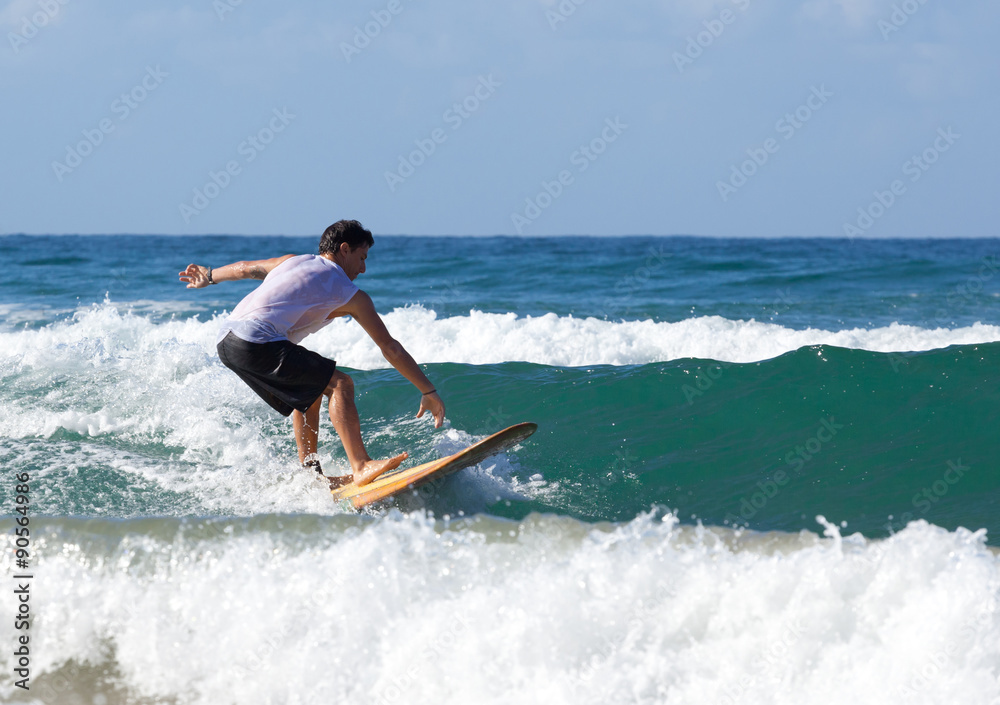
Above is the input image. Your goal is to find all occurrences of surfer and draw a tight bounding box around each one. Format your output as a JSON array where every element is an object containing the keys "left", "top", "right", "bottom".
[{"left": 178, "top": 220, "right": 445, "bottom": 489}]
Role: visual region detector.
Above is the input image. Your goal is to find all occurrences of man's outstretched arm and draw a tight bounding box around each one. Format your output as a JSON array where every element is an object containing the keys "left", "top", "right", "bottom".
[
  {"left": 338, "top": 290, "right": 446, "bottom": 428},
  {"left": 179, "top": 255, "right": 296, "bottom": 288}
]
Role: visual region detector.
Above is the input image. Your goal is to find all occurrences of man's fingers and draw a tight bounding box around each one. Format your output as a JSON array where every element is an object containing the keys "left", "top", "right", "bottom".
[
  {"left": 416, "top": 397, "right": 444, "bottom": 427},
  {"left": 179, "top": 265, "right": 208, "bottom": 289},
  {"left": 179, "top": 265, "right": 203, "bottom": 288}
]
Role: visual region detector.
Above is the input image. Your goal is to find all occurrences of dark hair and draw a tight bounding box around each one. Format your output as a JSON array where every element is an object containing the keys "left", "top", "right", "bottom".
[{"left": 319, "top": 220, "right": 374, "bottom": 255}]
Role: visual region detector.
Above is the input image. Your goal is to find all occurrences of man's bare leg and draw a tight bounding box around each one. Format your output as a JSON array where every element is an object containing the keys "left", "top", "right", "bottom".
[
  {"left": 292, "top": 396, "right": 323, "bottom": 465},
  {"left": 326, "top": 370, "right": 407, "bottom": 486},
  {"left": 294, "top": 399, "right": 352, "bottom": 488}
]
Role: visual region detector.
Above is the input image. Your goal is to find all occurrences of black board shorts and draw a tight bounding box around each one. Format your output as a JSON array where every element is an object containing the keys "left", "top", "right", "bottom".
[{"left": 217, "top": 331, "right": 337, "bottom": 417}]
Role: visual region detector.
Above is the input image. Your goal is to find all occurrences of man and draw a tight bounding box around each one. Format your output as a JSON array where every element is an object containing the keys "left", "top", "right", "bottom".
[{"left": 179, "top": 220, "right": 445, "bottom": 489}]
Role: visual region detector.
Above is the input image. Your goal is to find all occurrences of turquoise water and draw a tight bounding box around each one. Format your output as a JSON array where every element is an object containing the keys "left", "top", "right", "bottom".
[
  {"left": 2, "top": 235, "right": 999, "bottom": 703},
  {"left": 2, "top": 234, "right": 998, "bottom": 535}
]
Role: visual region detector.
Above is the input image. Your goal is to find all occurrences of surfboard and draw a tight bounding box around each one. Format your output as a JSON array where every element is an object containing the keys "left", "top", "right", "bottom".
[{"left": 331, "top": 422, "right": 537, "bottom": 510}]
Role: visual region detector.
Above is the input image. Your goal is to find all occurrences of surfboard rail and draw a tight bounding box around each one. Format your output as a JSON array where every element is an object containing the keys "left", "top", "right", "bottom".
[{"left": 331, "top": 422, "right": 537, "bottom": 510}]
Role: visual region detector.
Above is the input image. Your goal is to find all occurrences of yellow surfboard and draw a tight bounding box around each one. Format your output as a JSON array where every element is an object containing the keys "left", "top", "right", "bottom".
[{"left": 331, "top": 422, "right": 537, "bottom": 510}]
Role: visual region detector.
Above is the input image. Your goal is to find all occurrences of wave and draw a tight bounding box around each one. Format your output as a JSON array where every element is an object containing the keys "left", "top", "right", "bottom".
[
  {"left": 2, "top": 299, "right": 998, "bottom": 540},
  {"left": 3, "top": 301, "right": 1000, "bottom": 369},
  {"left": 1, "top": 512, "right": 997, "bottom": 705}
]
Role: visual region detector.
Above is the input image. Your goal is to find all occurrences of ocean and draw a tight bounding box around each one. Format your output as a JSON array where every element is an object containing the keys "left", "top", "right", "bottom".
[{"left": 1, "top": 234, "right": 999, "bottom": 704}]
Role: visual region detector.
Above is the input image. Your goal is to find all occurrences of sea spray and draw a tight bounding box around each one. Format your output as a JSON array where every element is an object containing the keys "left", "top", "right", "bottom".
[{"left": 0, "top": 513, "right": 996, "bottom": 704}]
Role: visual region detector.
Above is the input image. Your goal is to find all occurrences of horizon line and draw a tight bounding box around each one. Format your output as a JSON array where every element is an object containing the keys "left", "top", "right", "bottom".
[{"left": 3, "top": 233, "right": 998, "bottom": 240}]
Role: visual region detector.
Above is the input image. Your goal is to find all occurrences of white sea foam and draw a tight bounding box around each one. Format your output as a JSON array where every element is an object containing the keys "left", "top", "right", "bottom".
[
  {"left": 1, "top": 513, "right": 996, "bottom": 704},
  {"left": 0, "top": 302, "right": 549, "bottom": 518},
  {"left": 2, "top": 301, "right": 999, "bottom": 371}
]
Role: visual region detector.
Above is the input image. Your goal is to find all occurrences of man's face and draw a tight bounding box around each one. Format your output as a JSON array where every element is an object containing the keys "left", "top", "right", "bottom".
[{"left": 340, "top": 244, "right": 368, "bottom": 280}]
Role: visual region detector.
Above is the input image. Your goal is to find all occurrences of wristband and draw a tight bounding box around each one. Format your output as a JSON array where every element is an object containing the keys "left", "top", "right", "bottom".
[
  {"left": 422, "top": 389, "right": 437, "bottom": 396},
  {"left": 206, "top": 267, "right": 215, "bottom": 285}
]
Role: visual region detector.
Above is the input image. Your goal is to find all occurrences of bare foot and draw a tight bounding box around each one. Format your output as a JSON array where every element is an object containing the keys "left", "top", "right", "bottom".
[{"left": 353, "top": 452, "right": 408, "bottom": 487}]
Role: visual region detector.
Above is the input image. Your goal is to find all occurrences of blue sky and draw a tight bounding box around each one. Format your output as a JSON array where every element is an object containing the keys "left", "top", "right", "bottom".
[{"left": 1, "top": 0, "right": 997, "bottom": 237}]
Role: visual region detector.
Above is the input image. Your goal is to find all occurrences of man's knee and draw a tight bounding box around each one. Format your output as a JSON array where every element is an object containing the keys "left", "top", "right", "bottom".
[{"left": 325, "top": 370, "right": 353, "bottom": 397}]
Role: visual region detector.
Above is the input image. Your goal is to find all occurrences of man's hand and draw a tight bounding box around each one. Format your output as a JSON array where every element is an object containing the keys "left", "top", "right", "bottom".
[
  {"left": 417, "top": 391, "right": 446, "bottom": 428},
  {"left": 179, "top": 264, "right": 211, "bottom": 288}
]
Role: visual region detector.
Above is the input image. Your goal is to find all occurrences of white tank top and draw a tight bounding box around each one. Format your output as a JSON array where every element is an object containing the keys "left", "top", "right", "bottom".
[{"left": 219, "top": 255, "right": 359, "bottom": 344}]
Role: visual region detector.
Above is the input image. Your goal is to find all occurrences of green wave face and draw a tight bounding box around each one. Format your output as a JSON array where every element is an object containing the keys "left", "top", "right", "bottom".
[
  {"left": 3, "top": 339, "right": 996, "bottom": 542},
  {"left": 356, "top": 342, "right": 999, "bottom": 540}
]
